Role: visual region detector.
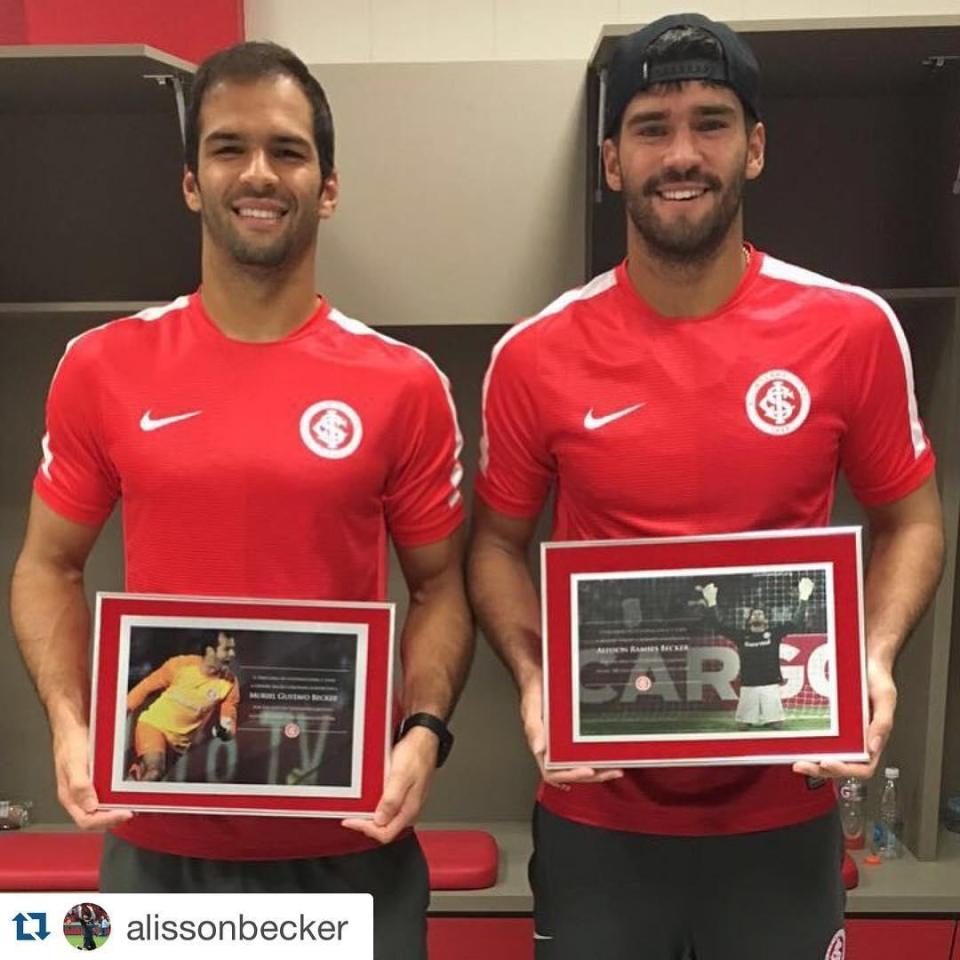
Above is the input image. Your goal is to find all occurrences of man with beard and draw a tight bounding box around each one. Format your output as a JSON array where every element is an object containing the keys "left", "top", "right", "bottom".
[
  {"left": 126, "top": 631, "right": 240, "bottom": 781},
  {"left": 12, "top": 43, "right": 472, "bottom": 959},
  {"left": 468, "top": 13, "right": 943, "bottom": 960},
  {"left": 700, "top": 578, "right": 814, "bottom": 729}
]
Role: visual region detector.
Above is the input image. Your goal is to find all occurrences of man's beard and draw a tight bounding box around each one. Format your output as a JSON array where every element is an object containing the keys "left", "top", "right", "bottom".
[
  {"left": 624, "top": 165, "right": 745, "bottom": 267},
  {"left": 202, "top": 194, "right": 317, "bottom": 269}
]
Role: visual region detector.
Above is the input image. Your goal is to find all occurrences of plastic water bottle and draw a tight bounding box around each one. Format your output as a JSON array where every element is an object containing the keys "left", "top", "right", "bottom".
[
  {"left": 878, "top": 767, "right": 901, "bottom": 859},
  {"left": 838, "top": 777, "right": 866, "bottom": 849},
  {"left": 0, "top": 800, "right": 31, "bottom": 830}
]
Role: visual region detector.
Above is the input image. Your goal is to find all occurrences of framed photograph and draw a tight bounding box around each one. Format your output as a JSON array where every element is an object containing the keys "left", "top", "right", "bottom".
[
  {"left": 91, "top": 593, "right": 394, "bottom": 817},
  {"left": 542, "top": 528, "right": 868, "bottom": 768}
]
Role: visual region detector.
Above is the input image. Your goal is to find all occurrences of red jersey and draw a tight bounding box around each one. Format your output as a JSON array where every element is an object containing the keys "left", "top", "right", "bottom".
[
  {"left": 35, "top": 292, "right": 464, "bottom": 859},
  {"left": 477, "top": 248, "right": 934, "bottom": 836}
]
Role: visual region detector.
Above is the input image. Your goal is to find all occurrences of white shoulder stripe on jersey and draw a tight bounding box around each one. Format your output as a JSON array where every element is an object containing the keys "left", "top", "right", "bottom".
[
  {"left": 41, "top": 295, "right": 191, "bottom": 481},
  {"left": 133, "top": 295, "right": 192, "bottom": 323},
  {"left": 759, "top": 256, "right": 927, "bottom": 460},
  {"left": 492, "top": 269, "right": 617, "bottom": 360},
  {"left": 327, "top": 308, "right": 463, "bottom": 507},
  {"left": 479, "top": 269, "right": 617, "bottom": 473},
  {"left": 51, "top": 294, "right": 190, "bottom": 384}
]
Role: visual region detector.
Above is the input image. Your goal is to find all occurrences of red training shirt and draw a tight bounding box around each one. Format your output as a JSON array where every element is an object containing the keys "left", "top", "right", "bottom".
[
  {"left": 35, "top": 292, "right": 464, "bottom": 859},
  {"left": 476, "top": 247, "right": 934, "bottom": 836}
]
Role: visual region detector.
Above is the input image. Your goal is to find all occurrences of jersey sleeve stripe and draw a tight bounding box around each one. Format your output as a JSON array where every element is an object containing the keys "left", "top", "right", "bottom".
[
  {"left": 327, "top": 308, "right": 464, "bottom": 505},
  {"left": 479, "top": 269, "right": 617, "bottom": 474},
  {"left": 759, "top": 256, "right": 927, "bottom": 460},
  {"left": 41, "top": 295, "right": 192, "bottom": 483}
]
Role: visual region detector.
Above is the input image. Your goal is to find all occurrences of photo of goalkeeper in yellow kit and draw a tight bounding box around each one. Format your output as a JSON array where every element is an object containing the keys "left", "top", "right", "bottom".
[{"left": 126, "top": 630, "right": 240, "bottom": 781}]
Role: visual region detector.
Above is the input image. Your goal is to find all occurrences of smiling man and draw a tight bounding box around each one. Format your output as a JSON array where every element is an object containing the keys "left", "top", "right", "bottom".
[
  {"left": 12, "top": 43, "right": 472, "bottom": 959},
  {"left": 468, "top": 13, "right": 943, "bottom": 960}
]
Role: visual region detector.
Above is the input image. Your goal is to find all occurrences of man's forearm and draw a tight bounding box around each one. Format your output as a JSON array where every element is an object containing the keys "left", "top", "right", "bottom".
[
  {"left": 400, "top": 577, "right": 475, "bottom": 720},
  {"left": 865, "top": 518, "right": 944, "bottom": 670},
  {"left": 791, "top": 597, "right": 809, "bottom": 628},
  {"left": 11, "top": 555, "right": 91, "bottom": 733},
  {"left": 467, "top": 536, "right": 542, "bottom": 691}
]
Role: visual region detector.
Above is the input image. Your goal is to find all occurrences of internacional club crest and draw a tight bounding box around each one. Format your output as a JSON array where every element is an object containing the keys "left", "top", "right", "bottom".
[
  {"left": 745, "top": 369, "right": 811, "bottom": 436},
  {"left": 300, "top": 400, "right": 363, "bottom": 459},
  {"left": 825, "top": 929, "right": 846, "bottom": 960}
]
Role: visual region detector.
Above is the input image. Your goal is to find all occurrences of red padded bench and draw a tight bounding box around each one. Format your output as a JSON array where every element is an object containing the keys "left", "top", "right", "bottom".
[{"left": 0, "top": 829, "right": 498, "bottom": 892}]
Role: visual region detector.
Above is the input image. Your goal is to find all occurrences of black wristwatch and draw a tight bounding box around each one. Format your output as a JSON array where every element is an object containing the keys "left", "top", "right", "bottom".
[{"left": 397, "top": 712, "right": 454, "bottom": 768}]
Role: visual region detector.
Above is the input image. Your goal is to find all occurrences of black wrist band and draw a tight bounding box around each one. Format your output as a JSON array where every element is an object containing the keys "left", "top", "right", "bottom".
[{"left": 397, "top": 712, "right": 454, "bottom": 768}]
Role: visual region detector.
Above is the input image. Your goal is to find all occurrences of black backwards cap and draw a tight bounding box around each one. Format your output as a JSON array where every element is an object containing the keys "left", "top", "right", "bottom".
[{"left": 603, "top": 12, "right": 761, "bottom": 138}]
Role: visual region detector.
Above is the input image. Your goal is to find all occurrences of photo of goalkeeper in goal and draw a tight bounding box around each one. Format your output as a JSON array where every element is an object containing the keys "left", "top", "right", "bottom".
[
  {"left": 573, "top": 564, "right": 837, "bottom": 741},
  {"left": 699, "top": 575, "right": 815, "bottom": 730}
]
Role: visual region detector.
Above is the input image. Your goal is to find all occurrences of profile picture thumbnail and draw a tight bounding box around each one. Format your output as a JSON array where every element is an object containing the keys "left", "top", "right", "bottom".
[{"left": 63, "top": 903, "right": 111, "bottom": 951}]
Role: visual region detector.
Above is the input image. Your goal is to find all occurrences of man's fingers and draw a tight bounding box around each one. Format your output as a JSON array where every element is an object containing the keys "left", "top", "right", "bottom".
[
  {"left": 56, "top": 752, "right": 134, "bottom": 828},
  {"left": 341, "top": 817, "right": 382, "bottom": 840},
  {"left": 802, "top": 664, "right": 899, "bottom": 779},
  {"left": 58, "top": 759, "right": 97, "bottom": 813},
  {"left": 343, "top": 791, "right": 421, "bottom": 844},
  {"left": 70, "top": 779, "right": 100, "bottom": 815},
  {"left": 373, "top": 774, "right": 410, "bottom": 827},
  {"left": 866, "top": 721, "right": 891, "bottom": 759},
  {"left": 522, "top": 705, "right": 547, "bottom": 757},
  {"left": 792, "top": 759, "right": 876, "bottom": 781},
  {"left": 865, "top": 670, "right": 896, "bottom": 757},
  {"left": 373, "top": 794, "right": 421, "bottom": 844},
  {"left": 60, "top": 784, "right": 133, "bottom": 830},
  {"left": 525, "top": 725, "right": 546, "bottom": 757},
  {"left": 73, "top": 808, "right": 135, "bottom": 830},
  {"left": 546, "top": 766, "right": 624, "bottom": 785},
  {"left": 341, "top": 820, "right": 402, "bottom": 845},
  {"left": 866, "top": 704, "right": 894, "bottom": 754}
]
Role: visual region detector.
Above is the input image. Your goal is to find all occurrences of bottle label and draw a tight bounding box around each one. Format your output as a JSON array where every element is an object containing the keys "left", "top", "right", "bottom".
[
  {"left": 843, "top": 831, "right": 865, "bottom": 850},
  {"left": 0, "top": 802, "right": 9, "bottom": 819}
]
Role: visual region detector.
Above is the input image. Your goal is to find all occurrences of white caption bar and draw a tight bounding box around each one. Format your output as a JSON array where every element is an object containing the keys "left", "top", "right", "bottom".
[{"left": 2, "top": 893, "right": 372, "bottom": 959}]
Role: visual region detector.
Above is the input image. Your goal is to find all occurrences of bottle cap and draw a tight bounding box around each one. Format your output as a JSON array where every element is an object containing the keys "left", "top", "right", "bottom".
[{"left": 885, "top": 767, "right": 900, "bottom": 779}]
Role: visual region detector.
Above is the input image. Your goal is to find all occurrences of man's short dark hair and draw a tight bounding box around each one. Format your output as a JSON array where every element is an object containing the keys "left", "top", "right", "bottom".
[
  {"left": 199, "top": 630, "right": 236, "bottom": 656},
  {"left": 184, "top": 41, "right": 335, "bottom": 180}
]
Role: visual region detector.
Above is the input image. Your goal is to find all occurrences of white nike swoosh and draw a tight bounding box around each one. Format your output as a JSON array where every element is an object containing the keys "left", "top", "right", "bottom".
[
  {"left": 140, "top": 409, "right": 203, "bottom": 432},
  {"left": 533, "top": 933, "right": 554, "bottom": 941},
  {"left": 584, "top": 402, "right": 645, "bottom": 430}
]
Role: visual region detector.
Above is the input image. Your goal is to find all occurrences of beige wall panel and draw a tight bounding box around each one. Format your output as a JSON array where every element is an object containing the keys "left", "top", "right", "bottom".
[
  {"left": 246, "top": 0, "right": 373, "bottom": 64},
  {"left": 617, "top": 0, "right": 745, "bottom": 23},
  {"left": 867, "top": 0, "right": 960, "bottom": 15},
  {"left": 371, "top": 0, "right": 496, "bottom": 62},
  {"left": 738, "top": 0, "right": 945, "bottom": 19},
  {"left": 246, "top": 1, "right": 960, "bottom": 62},
  {"left": 313, "top": 61, "right": 586, "bottom": 326},
  {"left": 493, "top": 0, "right": 620, "bottom": 61}
]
